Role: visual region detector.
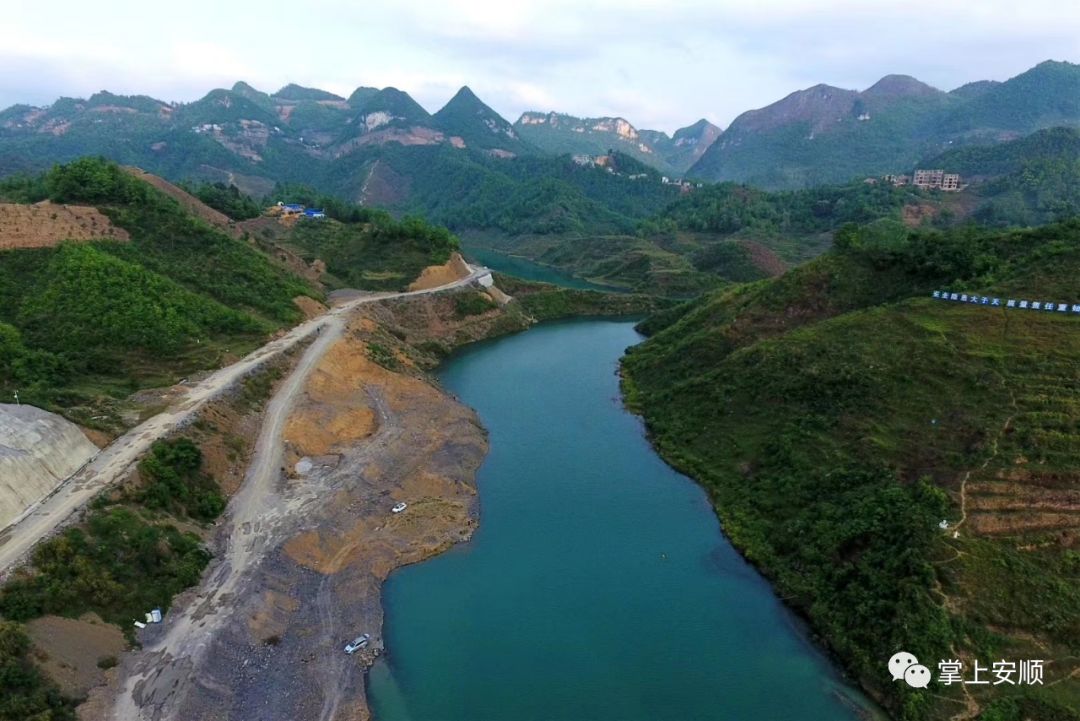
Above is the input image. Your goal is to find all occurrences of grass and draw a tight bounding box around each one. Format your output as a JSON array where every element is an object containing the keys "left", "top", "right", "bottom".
[{"left": 494, "top": 274, "right": 674, "bottom": 321}]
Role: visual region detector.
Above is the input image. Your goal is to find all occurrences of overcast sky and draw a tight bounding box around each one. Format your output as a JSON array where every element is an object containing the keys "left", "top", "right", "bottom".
[{"left": 2, "top": 0, "right": 1078, "bottom": 133}]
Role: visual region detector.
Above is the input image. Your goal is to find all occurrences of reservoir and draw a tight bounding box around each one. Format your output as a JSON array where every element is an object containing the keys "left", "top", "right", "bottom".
[
  {"left": 368, "top": 319, "right": 872, "bottom": 721},
  {"left": 462, "top": 245, "right": 620, "bottom": 292}
]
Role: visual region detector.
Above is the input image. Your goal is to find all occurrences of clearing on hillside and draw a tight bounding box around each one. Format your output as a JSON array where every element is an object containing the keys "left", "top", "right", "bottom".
[{"left": 0, "top": 201, "right": 128, "bottom": 250}]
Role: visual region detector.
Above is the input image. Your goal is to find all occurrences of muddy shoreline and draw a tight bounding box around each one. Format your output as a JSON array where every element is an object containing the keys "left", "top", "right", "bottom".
[{"left": 77, "top": 291, "right": 531, "bottom": 721}]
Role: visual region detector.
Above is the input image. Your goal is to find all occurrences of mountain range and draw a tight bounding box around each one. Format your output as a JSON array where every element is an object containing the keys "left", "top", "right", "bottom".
[
  {"left": 2, "top": 60, "right": 1080, "bottom": 203},
  {"left": 690, "top": 60, "right": 1080, "bottom": 187},
  {"left": 514, "top": 112, "right": 721, "bottom": 175}
]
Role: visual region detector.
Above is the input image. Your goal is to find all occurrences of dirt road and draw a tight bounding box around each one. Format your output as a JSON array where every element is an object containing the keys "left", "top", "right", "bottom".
[
  {"left": 108, "top": 302, "right": 489, "bottom": 721},
  {"left": 0, "top": 266, "right": 489, "bottom": 576},
  {"left": 110, "top": 321, "right": 352, "bottom": 721}
]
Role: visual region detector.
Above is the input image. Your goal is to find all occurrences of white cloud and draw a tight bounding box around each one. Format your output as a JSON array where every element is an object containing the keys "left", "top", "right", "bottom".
[{"left": 1, "top": 0, "right": 1078, "bottom": 132}]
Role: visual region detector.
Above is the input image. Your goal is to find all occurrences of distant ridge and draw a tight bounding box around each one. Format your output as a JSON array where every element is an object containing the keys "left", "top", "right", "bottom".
[
  {"left": 689, "top": 60, "right": 1080, "bottom": 187},
  {"left": 2, "top": 59, "right": 1079, "bottom": 193}
]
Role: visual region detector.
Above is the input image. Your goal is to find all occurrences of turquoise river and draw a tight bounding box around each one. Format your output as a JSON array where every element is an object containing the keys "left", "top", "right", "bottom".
[{"left": 368, "top": 319, "right": 876, "bottom": 721}]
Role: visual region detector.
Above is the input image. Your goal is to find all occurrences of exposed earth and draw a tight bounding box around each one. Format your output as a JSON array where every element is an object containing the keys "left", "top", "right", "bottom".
[
  {"left": 0, "top": 255, "right": 504, "bottom": 721},
  {"left": 98, "top": 293, "right": 508, "bottom": 721},
  {"left": 0, "top": 201, "right": 128, "bottom": 249}
]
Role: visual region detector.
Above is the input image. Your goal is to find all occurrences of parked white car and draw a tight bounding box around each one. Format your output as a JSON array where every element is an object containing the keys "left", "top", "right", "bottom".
[
  {"left": 344, "top": 634, "right": 370, "bottom": 654},
  {"left": 391, "top": 501, "right": 408, "bottom": 514}
]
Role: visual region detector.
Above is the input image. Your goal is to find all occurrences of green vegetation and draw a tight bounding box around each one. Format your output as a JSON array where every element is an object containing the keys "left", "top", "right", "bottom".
[
  {"left": 512, "top": 112, "right": 690, "bottom": 175},
  {"left": 689, "top": 61, "right": 1080, "bottom": 189},
  {"left": 321, "top": 145, "right": 679, "bottom": 237},
  {"left": 623, "top": 220, "right": 1080, "bottom": 720},
  {"left": 0, "top": 434, "right": 224, "bottom": 629},
  {"left": 366, "top": 342, "right": 400, "bottom": 370},
  {"left": 20, "top": 244, "right": 260, "bottom": 359},
  {"left": 494, "top": 274, "right": 673, "bottom": 321},
  {"left": 473, "top": 179, "right": 919, "bottom": 295},
  {"left": 284, "top": 209, "right": 457, "bottom": 292},
  {"left": 43, "top": 159, "right": 312, "bottom": 320},
  {"left": 0, "top": 158, "right": 316, "bottom": 419},
  {"left": 183, "top": 181, "right": 263, "bottom": 220},
  {"left": 453, "top": 291, "right": 497, "bottom": 318},
  {"left": 642, "top": 179, "right": 914, "bottom": 236},
  {"left": 931, "top": 127, "right": 1080, "bottom": 227},
  {"left": 0, "top": 432, "right": 231, "bottom": 712},
  {"left": 431, "top": 87, "right": 532, "bottom": 155},
  {"left": 0, "top": 622, "right": 74, "bottom": 720},
  {"left": 135, "top": 439, "right": 225, "bottom": 522},
  {"left": 0, "top": 507, "right": 210, "bottom": 627}
]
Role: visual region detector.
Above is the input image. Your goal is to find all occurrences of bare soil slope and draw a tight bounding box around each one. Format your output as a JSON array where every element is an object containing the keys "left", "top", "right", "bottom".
[
  {"left": 123, "top": 167, "right": 241, "bottom": 237},
  {"left": 0, "top": 201, "right": 128, "bottom": 249},
  {"left": 406, "top": 252, "right": 472, "bottom": 291}
]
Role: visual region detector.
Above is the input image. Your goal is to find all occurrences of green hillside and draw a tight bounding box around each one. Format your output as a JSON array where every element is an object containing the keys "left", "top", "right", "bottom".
[
  {"left": 930, "top": 127, "right": 1080, "bottom": 226},
  {"left": 431, "top": 86, "right": 533, "bottom": 155},
  {"left": 267, "top": 190, "right": 460, "bottom": 291},
  {"left": 0, "top": 158, "right": 317, "bottom": 425},
  {"left": 622, "top": 221, "right": 1080, "bottom": 720},
  {"left": 321, "top": 144, "right": 680, "bottom": 235},
  {"left": 475, "top": 178, "right": 922, "bottom": 294}
]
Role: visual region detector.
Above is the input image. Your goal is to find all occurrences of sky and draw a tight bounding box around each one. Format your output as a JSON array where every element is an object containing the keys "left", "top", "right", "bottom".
[{"left": 2, "top": 0, "right": 1078, "bottom": 134}]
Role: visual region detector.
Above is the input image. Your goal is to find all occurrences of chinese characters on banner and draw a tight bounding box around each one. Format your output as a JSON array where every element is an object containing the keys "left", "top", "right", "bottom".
[{"left": 933, "top": 290, "right": 1080, "bottom": 314}]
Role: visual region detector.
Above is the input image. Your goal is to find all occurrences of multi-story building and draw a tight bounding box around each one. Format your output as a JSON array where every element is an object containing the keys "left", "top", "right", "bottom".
[
  {"left": 911, "top": 169, "right": 962, "bottom": 191},
  {"left": 913, "top": 169, "right": 944, "bottom": 188}
]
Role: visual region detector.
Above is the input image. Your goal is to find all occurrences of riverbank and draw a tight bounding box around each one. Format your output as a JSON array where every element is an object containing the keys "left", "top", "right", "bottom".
[
  {"left": 0, "top": 266, "right": 671, "bottom": 719},
  {"left": 73, "top": 275, "right": 663, "bottom": 720},
  {"left": 81, "top": 287, "right": 528, "bottom": 721},
  {"left": 368, "top": 318, "right": 875, "bottom": 721}
]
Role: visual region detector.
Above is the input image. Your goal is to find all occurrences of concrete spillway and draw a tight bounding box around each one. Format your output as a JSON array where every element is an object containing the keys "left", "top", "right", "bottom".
[{"left": 0, "top": 403, "right": 98, "bottom": 530}]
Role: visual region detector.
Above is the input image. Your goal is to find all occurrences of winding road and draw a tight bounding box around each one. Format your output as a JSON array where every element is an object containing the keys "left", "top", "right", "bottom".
[{"left": 0, "top": 264, "right": 489, "bottom": 577}]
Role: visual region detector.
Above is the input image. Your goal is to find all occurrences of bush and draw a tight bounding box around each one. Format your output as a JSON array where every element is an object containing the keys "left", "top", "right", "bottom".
[
  {"left": 0, "top": 622, "right": 75, "bottom": 720},
  {"left": 137, "top": 438, "right": 226, "bottom": 522},
  {"left": 366, "top": 342, "right": 400, "bottom": 370},
  {"left": 453, "top": 291, "right": 495, "bottom": 318},
  {"left": 0, "top": 508, "right": 210, "bottom": 627}
]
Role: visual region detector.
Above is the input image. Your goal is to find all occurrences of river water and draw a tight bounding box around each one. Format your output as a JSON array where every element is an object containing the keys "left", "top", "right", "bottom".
[
  {"left": 462, "top": 245, "right": 620, "bottom": 292},
  {"left": 368, "top": 319, "right": 873, "bottom": 721}
]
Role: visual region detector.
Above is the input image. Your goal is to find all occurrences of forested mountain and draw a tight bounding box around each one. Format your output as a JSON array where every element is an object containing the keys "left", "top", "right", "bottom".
[
  {"left": 431, "top": 86, "right": 532, "bottom": 155},
  {"left": 513, "top": 112, "right": 721, "bottom": 174},
  {"left": 4, "top": 63, "right": 1080, "bottom": 298},
  {"left": 624, "top": 219, "right": 1080, "bottom": 721},
  {"left": 3, "top": 61, "right": 1080, "bottom": 211},
  {"left": 690, "top": 60, "right": 1080, "bottom": 188}
]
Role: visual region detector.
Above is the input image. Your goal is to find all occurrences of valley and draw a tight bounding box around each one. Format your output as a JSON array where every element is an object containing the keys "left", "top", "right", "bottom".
[
  {"left": 2, "top": 35, "right": 1080, "bottom": 721},
  {"left": 4, "top": 61, "right": 1080, "bottom": 299}
]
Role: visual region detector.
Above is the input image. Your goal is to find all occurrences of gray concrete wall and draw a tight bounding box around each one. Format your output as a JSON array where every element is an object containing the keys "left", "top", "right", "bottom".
[{"left": 0, "top": 404, "right": 99, "bottom": 529}]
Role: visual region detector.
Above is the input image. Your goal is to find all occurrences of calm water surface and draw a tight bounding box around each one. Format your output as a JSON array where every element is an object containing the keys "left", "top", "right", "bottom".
[
  {"left": 462, "top": 245, "right": 620, "bottom": 292},
  {"left": 368, "top": 319, "right": 873, "bottom": 721}
]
